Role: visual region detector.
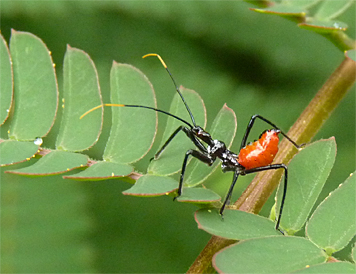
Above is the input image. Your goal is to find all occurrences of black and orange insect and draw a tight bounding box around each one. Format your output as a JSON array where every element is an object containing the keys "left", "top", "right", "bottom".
[{"left": 81, "top": 53, "right": 303, "bottom": 231}]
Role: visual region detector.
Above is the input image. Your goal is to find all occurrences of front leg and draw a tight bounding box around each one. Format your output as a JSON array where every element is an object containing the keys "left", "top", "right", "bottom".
[
  {"left": 152, "top": 126, "right": 207, "bottom": 161},
  {"left": 175, "top": 149, "right": 215, "bottom": 199},
  {"left": 153, "top": 126, "right": 187, "bottom": 160}
]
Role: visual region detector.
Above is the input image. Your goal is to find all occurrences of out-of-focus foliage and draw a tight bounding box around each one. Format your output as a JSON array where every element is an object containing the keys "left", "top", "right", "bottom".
[{"left": 1, "top": 1, "right": 355, "bottom": 273}]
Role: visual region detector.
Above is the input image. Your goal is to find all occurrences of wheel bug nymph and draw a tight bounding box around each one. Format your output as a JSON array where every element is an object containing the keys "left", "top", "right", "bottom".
[{"left": 81, "top": 53, "right": 303, "bottom": 231}]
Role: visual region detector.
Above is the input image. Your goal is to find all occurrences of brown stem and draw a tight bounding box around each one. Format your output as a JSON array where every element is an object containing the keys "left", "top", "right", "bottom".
[
  {"left": 237, "top": 51, "right": 356, "bottom": 214},
  {"left": 187, "top": 52, "right": 356, "bottom": 274}
]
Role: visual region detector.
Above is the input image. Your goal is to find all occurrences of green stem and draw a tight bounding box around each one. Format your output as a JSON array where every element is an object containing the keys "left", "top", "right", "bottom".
[{"left": 187, "top": 52, "right": 356, "bottom": 274}]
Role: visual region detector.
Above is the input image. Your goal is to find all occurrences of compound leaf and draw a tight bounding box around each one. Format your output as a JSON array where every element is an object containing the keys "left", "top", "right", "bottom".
[
  {"left": 213, "top": 236, "right": 326, "bottom": 273},
  {"left": 195, "top": 209, "right": 280, "bottom": 240},
  {"left": 306, "top": 172, "right": 356, "bottom": 255},
  {"left": 314, "top": 0, "right": 354, "bottom": 20},
  {"left": 0, "top": 139, "right": 40, "bottom": 166},
  {"left": 103, "top": 62, "right": 157, "bottom": 164},
  {"left": 5, "top": 151, "right": 88, "bottom": 176},
  {"left": 122, "top": 175, "right": 177, "bottom": 197},
  {"left": 274, "top": 138, "right": 336, "bottom": 235},
  {"left": 56, "top": 45, "right": 102, "bottom": 151},
  {"left": 9, "top": 30, "right": 58, "bottom": 141},
  {"left": 176, "top": 188, "right": 221, "bottom": 204},
  {"left": 292, "top": 262, "right": 356, "bottom": 273},
  {"left": 63, "top": 161, "right": 133, "bottom": 181},
  {"left": 0, "top": 33, "right": 13, "bottom": 125}
]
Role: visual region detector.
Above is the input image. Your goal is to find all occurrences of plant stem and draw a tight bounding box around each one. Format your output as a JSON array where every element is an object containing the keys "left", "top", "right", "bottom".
[{"left": 187, "top": 52, "right": 356, "bottom": 274}]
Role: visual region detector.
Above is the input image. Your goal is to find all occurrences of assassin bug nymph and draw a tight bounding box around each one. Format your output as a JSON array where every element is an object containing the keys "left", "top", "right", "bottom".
[{"left": 81, "top": 53, "right": 303, "bottom": 231}]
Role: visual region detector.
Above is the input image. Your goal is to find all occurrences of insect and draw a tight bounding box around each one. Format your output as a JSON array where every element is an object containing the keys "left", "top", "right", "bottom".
[{"left": 81, "top": 53, "right": 303, "bottom": 231}]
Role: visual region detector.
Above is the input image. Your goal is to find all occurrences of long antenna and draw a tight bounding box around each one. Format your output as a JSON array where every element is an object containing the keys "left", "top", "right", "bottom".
[
  {"left": 80, "top": 103, "right": 193, "bottom": 129},
  {"left": 143, "top": 53, "right": 197, "bottom": 127}
]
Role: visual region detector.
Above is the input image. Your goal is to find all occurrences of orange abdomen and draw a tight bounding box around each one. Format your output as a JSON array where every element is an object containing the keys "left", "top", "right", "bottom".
[{"left": 238, "top": 130, "right": 280, "bottom": 170}]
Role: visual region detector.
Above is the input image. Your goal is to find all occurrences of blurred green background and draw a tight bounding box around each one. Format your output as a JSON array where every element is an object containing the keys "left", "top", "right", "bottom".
[{"left": 1, "top": 1, "right": 355, "bottom": 273}]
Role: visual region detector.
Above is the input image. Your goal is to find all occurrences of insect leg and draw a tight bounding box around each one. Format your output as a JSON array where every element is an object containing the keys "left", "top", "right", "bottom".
[
  {"left": 220, "top": 170, "right": 240, "bottom": 216},
  {"left": 243, "top": 164, "right": 288, "bottom": 231},
  {"left": 240, "top": 114, "right": 301, "bottom": 150},
  {"left": 175, "top": 149, "right": 214, "bottom": 199},
  {"left": 152, "top": 126, "right": 207, "bottom": 160}
]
